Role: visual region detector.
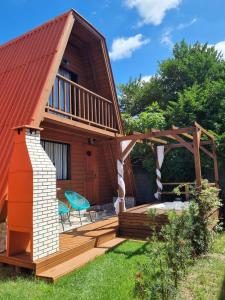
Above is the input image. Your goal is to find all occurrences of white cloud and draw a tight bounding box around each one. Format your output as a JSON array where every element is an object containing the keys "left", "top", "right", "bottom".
[
  {"left": 141, "top": 75, "right": 152, "bottom": 82},
  {"left": 124, "top": 0, "right": 182, "bottom": 26},
  {"left": 161, "top": 28, "right": 174, "bottom": 49},
  {"left": 109, "top": 34, "right": 150, "bottom": 61},
  {"left": 177, "top": 17, "right": 197, "bottom": 30},
  {"left": 214, "top": 41, "right": 225, "bottom": 58}
]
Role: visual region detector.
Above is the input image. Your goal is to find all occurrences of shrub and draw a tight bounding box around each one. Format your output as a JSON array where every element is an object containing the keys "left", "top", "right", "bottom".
[
  {"left": 135, "top": 180, "right": 222, "bottom": 299},
  {"left": 174, "top": 179, "right": 222, "bottom": 255}
]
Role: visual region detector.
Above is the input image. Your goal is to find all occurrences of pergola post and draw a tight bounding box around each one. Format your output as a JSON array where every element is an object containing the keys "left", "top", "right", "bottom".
[
  {"left": 115, "top": 140, "right": 136, "bottom": 214},
  {"left": 154, "top": 146, "right": 165, "bottom": 201},
  {"left": 116, "top": 141, "right": 126, "bottom": 214},
  {"left": 212, "top": 141, "right": 219, "bottom": 187},
  {"left": 193, "top": 127, "right": 202, "bottom": 188},
  {"left": 155, "top": 149, "right": 161, "bottom": 201}
]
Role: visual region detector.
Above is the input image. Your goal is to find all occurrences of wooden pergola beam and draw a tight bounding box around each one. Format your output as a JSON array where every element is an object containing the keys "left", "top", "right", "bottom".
[
  {"left": 113, "top": 126, "right": 195, "bottom": 142},
  {"left": 164, "top": 140, "right": 212, "bottom": 149},
  {"left": 172, "top": 134, "right": 194, "bottom": 153},
  {"left": 172, "top": 125, "right": 193, "bottom": 140},
  {"left": 172, "top": 125, "right": 214, "bottom": 159},
  {"left": 134, "top": 131, "right": 168, "bottom": 145},
  {"left": 121, "top": 140, "right": 136, "bottom": 160},
  {"left": 194, "top": 122, "right": 215, "bottom": 141}
]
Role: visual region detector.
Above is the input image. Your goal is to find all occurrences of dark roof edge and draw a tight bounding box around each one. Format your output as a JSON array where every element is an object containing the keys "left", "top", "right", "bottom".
[{"left": 70, "top": 9, "right": 106, "bottom": 40}]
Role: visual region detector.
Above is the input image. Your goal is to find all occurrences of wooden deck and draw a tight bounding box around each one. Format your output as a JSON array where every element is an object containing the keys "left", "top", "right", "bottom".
[
  {"left": 0, "top": 217, "right": 123, "bottom": 282},
  {"left": 118, "top": 204, "right": 170, "bottom": 239},
  {"left": 118, "top": 204, "right": 219, "bottom": 240}
]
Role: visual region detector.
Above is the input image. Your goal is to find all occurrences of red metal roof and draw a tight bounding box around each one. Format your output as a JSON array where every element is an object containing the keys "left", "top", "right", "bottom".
[{"left": 0, "top": 11, "right": 74, "bottom": 214}]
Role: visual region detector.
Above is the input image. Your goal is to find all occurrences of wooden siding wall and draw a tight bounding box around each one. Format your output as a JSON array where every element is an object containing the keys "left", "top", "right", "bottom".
[
  {"left": 40, "top": 126, "right": 133, "bottom": 205},
  {"left": 62, "top": 42, "right": 96, "bottom": 92},
  {"left": 61, "top": 38, "right": 113, "bottom": 102}
]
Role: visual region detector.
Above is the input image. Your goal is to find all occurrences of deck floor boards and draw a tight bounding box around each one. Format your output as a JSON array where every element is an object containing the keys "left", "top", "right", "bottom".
[{"left": 0, "top": 217, "right": 118, "bottom": 272}]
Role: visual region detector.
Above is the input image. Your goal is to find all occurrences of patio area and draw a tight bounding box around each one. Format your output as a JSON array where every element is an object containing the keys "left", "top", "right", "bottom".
[
  {"left": 59, "top": 209, "right": 116, "bottom": 233},
  {"left": 0, "top": 216, "right": 121, "bottom": 282}
]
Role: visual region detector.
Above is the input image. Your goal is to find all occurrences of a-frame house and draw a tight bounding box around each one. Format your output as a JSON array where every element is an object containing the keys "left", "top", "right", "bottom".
[{"left": 0, "top": 10, "right": 134, "bottom": 263}]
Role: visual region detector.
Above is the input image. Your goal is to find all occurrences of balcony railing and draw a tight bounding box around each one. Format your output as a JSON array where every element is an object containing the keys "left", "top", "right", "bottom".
[{"left": 46, "top": 74, "right": 118, "bottom": 132}]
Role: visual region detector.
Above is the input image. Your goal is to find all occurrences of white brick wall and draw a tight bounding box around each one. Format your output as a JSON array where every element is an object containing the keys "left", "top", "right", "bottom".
[{"left": 25, "top": 129, "right": 59, "bottom": 260}]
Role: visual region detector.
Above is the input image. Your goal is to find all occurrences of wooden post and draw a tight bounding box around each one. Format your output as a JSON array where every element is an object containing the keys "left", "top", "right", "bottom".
[
  {"left": 193, "top": 127, "right": 202, "bottom": 189},
  {"left": 212, "top": 141, "right": 219, "bottom": 187}
]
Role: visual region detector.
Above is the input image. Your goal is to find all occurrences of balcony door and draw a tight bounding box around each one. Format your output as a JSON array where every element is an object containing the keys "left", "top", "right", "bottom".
[
  {"left": 85, "top": 145, "right": 99, "bottom": 205},
  {"left": 48, "top": 67, "right": 78, "bottom": 113}
]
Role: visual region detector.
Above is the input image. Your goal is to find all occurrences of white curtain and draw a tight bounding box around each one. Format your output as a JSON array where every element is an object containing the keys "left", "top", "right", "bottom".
[{"left": 41, "top": 140, "right": 68, "bottom": 180}]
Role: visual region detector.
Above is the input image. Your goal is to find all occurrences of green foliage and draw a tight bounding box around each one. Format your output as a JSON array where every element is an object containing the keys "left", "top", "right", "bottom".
[
  {"left": 119, "top": 76, "right": 163, "bottom": 115},
  {"left": 159, "top": 41, "right": 225, "bottom": 102},
  {"left": 121, "top": 102, "right": 166, "bottom": 134},
  {"left": 118, "top": 40, "right": 225, "bottom": 206},
  {"left": 134, "top": 240, "right": 177, "bottom": 300},
  {"left": 135, "top": 180, "right": 222, "bottom": 299},
  {"left": 134, "top": 211, "right": 193, "bottom": 300},
  {"left": 175, "top": 180, "right": 222, "bottom": 255}
]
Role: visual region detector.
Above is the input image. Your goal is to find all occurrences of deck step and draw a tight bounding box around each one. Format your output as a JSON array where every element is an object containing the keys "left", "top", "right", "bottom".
[
  {"left": 35, "top": 227, "right": 117, "bottom": 273},
  {"left": 36, "top": 238, "right": 125, "bottom": 282}
]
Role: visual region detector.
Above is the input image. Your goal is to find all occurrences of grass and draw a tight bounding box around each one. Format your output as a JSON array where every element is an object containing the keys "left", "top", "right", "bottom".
[
  {"left": 0, "top": 241, "right": 149, "bottom": 300},
  {"left": 0, "top": 234, "right": 224, "bottom": 300},
  {"left": 178, "top": 232, "right": 225, "bottom": 300}
]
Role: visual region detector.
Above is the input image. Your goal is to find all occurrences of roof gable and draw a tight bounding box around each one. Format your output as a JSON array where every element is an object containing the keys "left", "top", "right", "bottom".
[
  {"left": 0, "top": 10, "right": 74, "bottom": 211},
  {"left": 0, "top": 9, "right": 123, "bottom": 214}
]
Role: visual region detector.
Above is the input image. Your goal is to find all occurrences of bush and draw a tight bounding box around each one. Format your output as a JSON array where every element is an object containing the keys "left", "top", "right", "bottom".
[
  {"left": 174, "top": 179, "right": 222, "bottom": 255},
  {"left": 135, "top": 180, "right": 222, "bottom": 299}
]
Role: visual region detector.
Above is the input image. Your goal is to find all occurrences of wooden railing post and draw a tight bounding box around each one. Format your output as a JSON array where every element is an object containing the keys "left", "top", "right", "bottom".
[{"left": 46, "top": 74, "right": 118, "bottom": 132}]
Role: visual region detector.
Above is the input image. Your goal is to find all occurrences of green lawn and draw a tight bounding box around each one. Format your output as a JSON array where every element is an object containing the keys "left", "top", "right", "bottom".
[
  {"left": 0, "top": 234, "right": 224, "bottom": 300},
  {"left": 0, "top": 241, "right": 149, "bottom": 300},
  {"left": 178, "top": 232, "right": 225, "bottom": 300}
]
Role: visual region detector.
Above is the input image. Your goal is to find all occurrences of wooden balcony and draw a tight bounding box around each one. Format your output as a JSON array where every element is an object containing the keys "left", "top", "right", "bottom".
[{"left": 46, "top": 74, "right": 118, "bottom": 132}]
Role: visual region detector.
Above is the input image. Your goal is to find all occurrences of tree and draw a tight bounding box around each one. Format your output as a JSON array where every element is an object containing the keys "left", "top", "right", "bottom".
[
  {"left": 119, "top": 76, "right": 163, "bottom": 115},
  {"left": 118, "top": 40, "right": 225, "bottom": 205}
]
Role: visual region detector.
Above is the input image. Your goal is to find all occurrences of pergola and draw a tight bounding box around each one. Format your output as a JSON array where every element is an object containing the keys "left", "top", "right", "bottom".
[{"left": 108, "top": 122, "right": 219, "bottom": 213}]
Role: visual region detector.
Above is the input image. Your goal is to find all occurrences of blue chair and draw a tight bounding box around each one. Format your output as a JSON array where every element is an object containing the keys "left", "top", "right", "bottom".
[
  {"left": 58, "top": 199, "right": 71, "bottom": 230},
  {"left": 64, "top": 191, "right": 92, "bottom": 225}
]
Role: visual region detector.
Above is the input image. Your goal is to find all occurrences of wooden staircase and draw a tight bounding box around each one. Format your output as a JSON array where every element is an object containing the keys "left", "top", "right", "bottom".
[
  {"left": 36, "top": 237, "right": 124, "bottom": 282},
  {"left": 0, "top": 217, "right": 123, "bottom": 282},
  {"left": 35, "top": 217, "right": 122, "bottom": 282}
]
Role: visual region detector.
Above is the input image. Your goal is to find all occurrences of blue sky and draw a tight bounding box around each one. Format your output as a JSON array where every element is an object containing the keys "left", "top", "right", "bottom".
[{"left": 1, "top": 0, "right": 225, "bottom": 84}]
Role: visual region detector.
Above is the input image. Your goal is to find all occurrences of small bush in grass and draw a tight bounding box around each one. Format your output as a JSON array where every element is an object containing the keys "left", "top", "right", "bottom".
[
  {"left": 135, "top": 180, "right": 222, "bottom": 299},
  {"left": 174, "top": 179, "right": 222, "bottom": 255}
]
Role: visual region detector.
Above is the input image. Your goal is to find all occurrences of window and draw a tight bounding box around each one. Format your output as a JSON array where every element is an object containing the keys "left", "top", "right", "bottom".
[{"left": 41, "top": 140, "right": 70, "bottom": 180}]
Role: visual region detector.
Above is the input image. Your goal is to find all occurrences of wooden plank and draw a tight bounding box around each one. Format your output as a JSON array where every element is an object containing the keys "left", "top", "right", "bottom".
[
  {"left": 45, "top": 108, "right": 118, "bottom": 132},
  {"left": 36, "top": 238, "right": 125, "bottom": 282}
]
